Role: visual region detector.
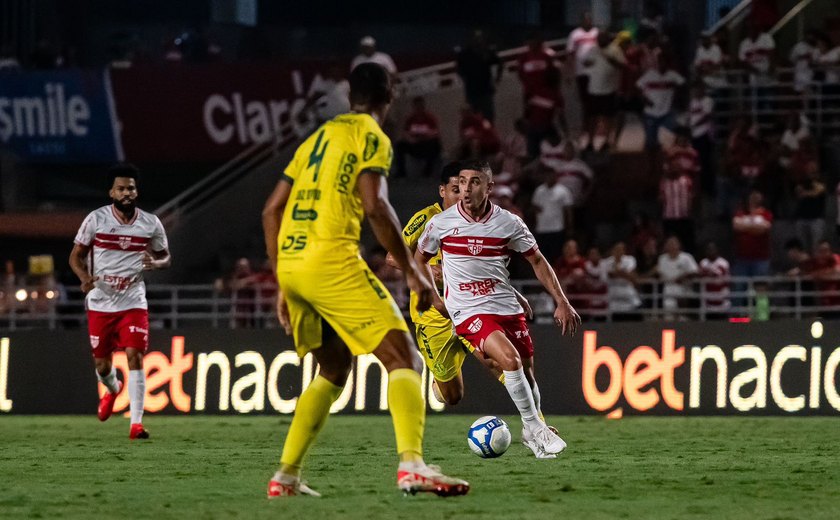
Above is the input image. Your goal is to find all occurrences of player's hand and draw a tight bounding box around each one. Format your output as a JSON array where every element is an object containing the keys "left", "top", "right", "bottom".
[
  {"left": 554, "top": 300, "right": 581, "bottom": 336},
  {"left": 433, "top": 295, "right": 450, "bottom": 318},
  {"left": 276, "top": 293, "right": 292, "bottom": 335},
  {"left": 80, "top": 276, "right": 99, "bottom": 294},
  {"left": 430, "top": 264, "right": 444, "bottom": 286},
  {"left": 142, "top": 252, "right": 159, "bottom": 270},
  {"left": 406, "top": 269, "right": 434, "bottom": 312}
]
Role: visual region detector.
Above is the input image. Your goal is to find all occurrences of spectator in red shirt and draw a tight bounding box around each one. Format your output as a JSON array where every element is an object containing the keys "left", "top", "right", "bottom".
[
  {"left": 394, "top": 96, "right": 441, "bottom": 177},
  {"left": 732, "top": 190, "right": 773, "bottom": 278},
  {"left": 524, "top": 66, "right": 563, "bottom": 157},
  {"left": 458, "top": 106, "right": 501, "bottom": 160},
  {"left": 809, "top": 240, "right": 840, "bottom": 309},
  {"left": 517, "top": 33, "right": 557, "bottom": 101},
  {"left": 553, "top": 239, "right": 589, "bottom": 310}
]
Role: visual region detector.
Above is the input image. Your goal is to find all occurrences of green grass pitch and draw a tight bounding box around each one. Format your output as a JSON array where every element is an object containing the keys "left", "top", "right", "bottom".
[{"left": 1, "top": 415, "right": 838, "bottom": 519}]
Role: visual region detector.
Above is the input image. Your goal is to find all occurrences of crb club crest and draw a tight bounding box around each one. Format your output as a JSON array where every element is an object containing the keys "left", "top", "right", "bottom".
[
  {"left": 467, "top": 317, "right": 483, "bottom": 334},
  {"left": 89, "top": 335, "right": 100, "bottom": 349},
  {"left": 467, "top": 238, "right": 484, "bottom": 255},
  {"left": 118, "top": 236, "right": 132, "bottom": 250}
]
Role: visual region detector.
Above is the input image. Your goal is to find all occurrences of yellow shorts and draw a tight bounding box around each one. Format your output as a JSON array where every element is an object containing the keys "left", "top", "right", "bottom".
[
  {"left": 415, "top": 320, "right": 474, "bottom": 383},
  {"left": 277, "top": 260, "right": 408, "bottom": 357}
]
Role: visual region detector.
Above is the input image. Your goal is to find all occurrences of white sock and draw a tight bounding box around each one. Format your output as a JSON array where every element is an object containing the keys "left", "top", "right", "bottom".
[
  {"left": 531, "top": 380, "right": 542, "bottom": 416},
  {"left": 96, "top": 366, "right": 120, "bottom": 394},
  {"left": 128, "top": 369, "right": 145, "bottom": 424},
  {"left": 273, "top": 471, "right": 298, "bottom": 485},
  {"left": 503, "top": 368, "right": 542, "bottom": 431}
]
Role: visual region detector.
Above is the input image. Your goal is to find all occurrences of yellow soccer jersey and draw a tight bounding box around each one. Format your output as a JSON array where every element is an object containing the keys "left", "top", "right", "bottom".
[
  {"left": 403, "top": 203, "right": 450, "bottom": 327},
  {"left": 277, "top": 113, "right": 392, "bottom": 270}
]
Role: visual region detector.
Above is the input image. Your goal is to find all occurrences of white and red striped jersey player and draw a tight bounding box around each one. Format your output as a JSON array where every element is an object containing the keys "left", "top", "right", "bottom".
[
  {"left": 417, "top": 201, "right": 537, "bottom": 329},
  {"left": 699, "top": 255, "right": 731, "bottom": 311},
  {"left": 74, "top": 204, "right": 169, "bottom": 313}
]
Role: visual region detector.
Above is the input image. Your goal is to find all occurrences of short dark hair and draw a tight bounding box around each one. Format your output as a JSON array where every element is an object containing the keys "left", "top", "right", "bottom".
[
  {"left": 349, "top": 63, "right": 392, "bottom": 107},
  {"left": 457, "top": 160, "right": 493, "bottom": 180},
  {"left": 440, "top": 160, "right": 463, "bottom": 185},
  {"left": 108, "top": 163, "right": 140, "bottom": 186}
]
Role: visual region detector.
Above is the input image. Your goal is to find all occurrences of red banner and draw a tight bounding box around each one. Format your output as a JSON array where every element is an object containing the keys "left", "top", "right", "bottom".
[{"left": 110, "top": 63, "right": 325, "bottom": 161}]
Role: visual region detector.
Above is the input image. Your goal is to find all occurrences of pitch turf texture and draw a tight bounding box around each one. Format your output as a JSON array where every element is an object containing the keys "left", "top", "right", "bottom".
[{"left": 1, "top": 416, "right": 838, "bottom": 519}]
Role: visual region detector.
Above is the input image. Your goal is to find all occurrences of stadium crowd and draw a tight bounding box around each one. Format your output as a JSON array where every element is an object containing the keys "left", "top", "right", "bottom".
[{"left": 4, "top": 1, "right": 840, "bottom": 325}]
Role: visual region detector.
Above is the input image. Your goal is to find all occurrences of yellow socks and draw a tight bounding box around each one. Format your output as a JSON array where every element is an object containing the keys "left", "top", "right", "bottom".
[
  {"left": 279, "top": 375, "right": 343, "bottom": 471},
  {"left": 388, "top": 368, "right": 425, "bottom": 462}
]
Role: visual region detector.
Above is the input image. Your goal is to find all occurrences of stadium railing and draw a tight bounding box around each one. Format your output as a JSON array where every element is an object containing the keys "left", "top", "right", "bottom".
[
  {"left": 2, "top": 275, "right": 839, "bottom": 330},
  {"left": 704, "top": 68, "right": 840, "bottom": 136}
]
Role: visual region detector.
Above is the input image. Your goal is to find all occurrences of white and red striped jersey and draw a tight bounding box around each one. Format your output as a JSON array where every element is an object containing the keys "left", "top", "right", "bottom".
[
  {"left": 699, "top": 256, "right": 731, "bottom": 310},
  {"left": 74, "top": 205, "right": 169, "bottom": 312},
  {"left": 660, "top": 175, "right": 694, "bottom": 220},
  {"left": 418, "top": 202, "right": 537, "bottom": 326}
]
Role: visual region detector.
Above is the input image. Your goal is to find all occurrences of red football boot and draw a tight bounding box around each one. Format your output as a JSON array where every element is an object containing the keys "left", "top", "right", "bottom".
[
  {"left": 97, "top": 381, "right": 122, "bottom": 422},
  {"left": 129, "top": 423, "right": 150, "bottom": 439}
]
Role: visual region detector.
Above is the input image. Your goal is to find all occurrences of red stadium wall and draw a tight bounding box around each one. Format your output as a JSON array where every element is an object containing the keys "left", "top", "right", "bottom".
[{"left": 2, "top": 321, "right": 839, "bottom": 416}]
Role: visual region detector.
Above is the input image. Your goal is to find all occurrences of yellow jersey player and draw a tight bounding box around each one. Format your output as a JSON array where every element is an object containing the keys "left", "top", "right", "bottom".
[{"left": 261, "top": 63, "right": 468, "bottom": 498}]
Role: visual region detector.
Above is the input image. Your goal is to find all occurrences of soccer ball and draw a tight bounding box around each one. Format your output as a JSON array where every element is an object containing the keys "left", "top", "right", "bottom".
[{"left": 467, "top": 416, "right": 511, "bottom": 458}]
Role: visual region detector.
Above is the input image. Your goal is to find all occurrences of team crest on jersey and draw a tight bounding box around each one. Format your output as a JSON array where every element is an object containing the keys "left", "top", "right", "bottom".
[
  {"left": 467, "top": 238, "right": 484, "bottom": 255},
  {"left": 118, "top": 236, "right": 132, "bottom": 250},
  {"left": 467, "top": 317, "right": 483, "bottom": 334},
  {"left": 89, "top": 335, "right": 99, "bottom": 349}
]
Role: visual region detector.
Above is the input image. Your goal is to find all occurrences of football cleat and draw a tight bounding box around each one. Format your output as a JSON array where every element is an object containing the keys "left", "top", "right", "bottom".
[
  {"left": 129, "top": 423, "right": 149, "bottom": 440},
  {"left": 267, "top": 478, "right": 321, "bottom": 499},
  {"left": 397, "top": 464, "right": 470, "bottom": 497},
  {"left": 533, "top": 425, "right": 566, "bottom": 455},
  {"left": 522, "top": 427, "right": 557, "bottom": 459},
  {"left": 98, "top": 381, "right": 123, "bottom": 422}
]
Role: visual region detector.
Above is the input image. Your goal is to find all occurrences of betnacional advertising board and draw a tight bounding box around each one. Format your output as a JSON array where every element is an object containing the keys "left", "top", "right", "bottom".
[{"left": 2, "top": 321, "right": 839, "bottom": 416}]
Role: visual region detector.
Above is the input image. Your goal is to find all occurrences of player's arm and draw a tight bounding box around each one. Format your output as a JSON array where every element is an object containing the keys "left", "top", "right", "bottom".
[
  {"left": 262, "top": 179, "right": 293, "bottom": 271},
  {"left": 69, "top": 243, "right": 97, "bottom": 293},
  {"left": 413, "top": 246, "right": 449, "bottom": 318},
  {"left": 525, "top": 250, "right": 580, "bottom": 335},
  {"left": 358, "top": 171, "right": 433, "bottom": 312},
  {"left": 262, "top": 178, "right": 293, "bottom": 333},
  {"left": 143, "top": 248, "right": 171, "bottom": 270}
]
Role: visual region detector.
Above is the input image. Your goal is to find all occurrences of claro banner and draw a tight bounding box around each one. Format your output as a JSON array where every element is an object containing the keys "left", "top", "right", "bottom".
[
  {"left": 0, "top": 69, "right": 122, "bottom": 162},
  {"left": 109, "top": 63, "right": 324, "bottom": 161},
  {"left": 1, "top": 321, "right": 839, "bottom": 416}
]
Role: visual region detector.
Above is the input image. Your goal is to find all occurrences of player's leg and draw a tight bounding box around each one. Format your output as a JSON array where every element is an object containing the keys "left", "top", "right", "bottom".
[
  {"left": 270, "top": 321, "right": 351, "bottom": 498},
  {"left": 125, "top": 347, "right": 148, "bottom": 439},
  {"left": 89, "top": 311, "right": 122, "bottom": 421},
  {"left": 119, "top": 309, "right": 151, "bottom": 439},
  {"left": 521, "top": 356, "right": 541, "bottom": 415},
  {"left": 418, "top": 325, "right": 467, "bottom": 406},
  {"left": 373, "top": 330, "right": 469, "bottom": 496}
]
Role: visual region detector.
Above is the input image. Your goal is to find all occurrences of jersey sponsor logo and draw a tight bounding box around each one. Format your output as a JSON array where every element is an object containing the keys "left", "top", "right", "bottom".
[
  {"left": 291, "top": 204, "right": 318, "bottom": 221},
  {"left": 458, "top": 279, "right": 498, "bottom": 296},
  {"left": 128, "top": 325, "right": 149, "bottom": 335},
  {"left": 467, "top": 238, "right": 484, "bottom": 255},
  {"left": 363, "top": 132, "right": 379, "bottom": 161},
  {"left": 280, "top": 233, "right": 308, "bottom": 252},
  {"left": 513, "top": 329, "right": 530, "bottom": 339},
  {"left": 102, "top": 274, "right": 137, "bottom": 291},
  {"left": 404, "top": 214, "right": 427, "bottom": 237},
  {"left": 467, "top": 317, "right": 483, "bottom": 334},
  {"left": 336, "top": 152, "right": 357, "bottom": 195}
]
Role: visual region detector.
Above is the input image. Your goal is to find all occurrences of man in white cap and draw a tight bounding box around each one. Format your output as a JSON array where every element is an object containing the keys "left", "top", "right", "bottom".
[{"left": 351, "top": 35, "right": 397, "bottom": 76}]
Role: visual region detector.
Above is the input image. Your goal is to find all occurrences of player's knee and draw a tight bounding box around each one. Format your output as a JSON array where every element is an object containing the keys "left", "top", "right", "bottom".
[
  {"left": 126, "top": 350, "right": 143, "bottom": 370},
  {"left": 496, "top": 351, "right": 521, "bottom": 372},
  {"left": 319, "top": 352, "right": 353, "bottom": 386},
  {"left": 94, "top": 358, "right": 111, "bottom": 375}
]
